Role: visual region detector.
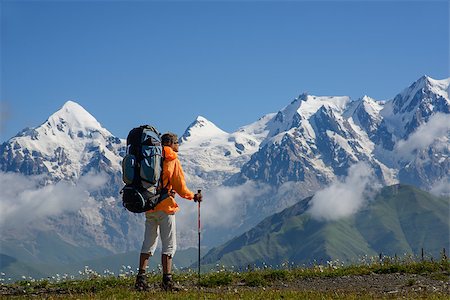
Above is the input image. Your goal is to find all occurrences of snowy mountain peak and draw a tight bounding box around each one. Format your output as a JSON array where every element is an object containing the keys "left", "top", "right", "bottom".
[
  {"left": 360, "top": 95, "right": 373, "bottom": 102},
  {"left": 422, "top": 76, "right": 450, "bottom": 98},
  {"left": 181, "top": 115, "right": 227, "bottom": 142},
  {"left": 381, "top": 76, "right": 450, "bottom": 137},
  {"left": 297, "top": 95, "right": 350, "bottom": 119},
  {"left": 418, "top": 74, "right": 446, "bottom": 87},
  {"left": 393, "top": 76, "right": 450, "bottom": 112},
  {"left": 195, "top": 115, "right": 213, "bottom": 124},
  {"left": 62, "top": 100, "right": 86, "bottom": 111},
  {"left": 342, "top": 95, "right": 384, "bottom": 137},
  {"left": 47, "top": 100, "right": 107, "bottom": 135},
  {"left": 1, "top": 100, "right": 123, "bottom": 180},
  {"left": 270, "top": 94, "right": 349, "bottom": 126},
  {"left": 358, "top": 95, "right": 383, "bottom": 113},
  {"left": 414, "top": 75, "right": 449, "bottom": 95},
  {"left": 262, "top": 94, "right": 351, "bottom": 144},
  {"left": 295, "top": 92, "right": 309, "bottom": 102}
]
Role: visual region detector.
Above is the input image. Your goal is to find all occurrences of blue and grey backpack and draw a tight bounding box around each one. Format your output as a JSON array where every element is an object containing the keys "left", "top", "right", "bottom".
[{"left": 121, "top": 125, "right": 168, "bottom": 213}]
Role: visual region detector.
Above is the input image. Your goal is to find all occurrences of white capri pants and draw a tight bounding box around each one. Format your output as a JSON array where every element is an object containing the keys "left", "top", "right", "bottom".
[{"left": 141, "top": 210, "right": 177, "bottom": 257}]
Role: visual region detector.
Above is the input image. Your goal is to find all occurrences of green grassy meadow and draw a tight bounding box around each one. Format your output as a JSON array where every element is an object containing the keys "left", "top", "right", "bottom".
[{"left": 1, "top": 255, "right": 448, "bottom": 299}]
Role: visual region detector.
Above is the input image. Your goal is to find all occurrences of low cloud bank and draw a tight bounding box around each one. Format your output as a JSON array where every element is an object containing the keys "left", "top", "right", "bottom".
[
  {"left": 178, "top": 180, "right": 271, "bottom": 230},
  {"left": 0, "top": 171, "right": 108, "bottom": 230},
  {"left": 200, "top": 181, "right": 271, "bottom": 228},
  {"left": 175, "top": 180, "right": 272, "bottom": 248},
  {"left": 395, "top": 113, "right": 450, "bottom": 161},
  {"left": 308, "top": 162, "right": 380, "bottom": 221}
]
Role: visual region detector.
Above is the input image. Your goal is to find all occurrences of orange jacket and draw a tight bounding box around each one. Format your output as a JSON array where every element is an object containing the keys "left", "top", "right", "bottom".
[{"left": 148, "top": 146, "right": 194, "bottom": 214}]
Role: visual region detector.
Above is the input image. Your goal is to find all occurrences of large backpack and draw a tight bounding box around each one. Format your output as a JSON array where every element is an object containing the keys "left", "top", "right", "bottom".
[{"left": 121, "top": 125, "right": 168, "bottom": 213}]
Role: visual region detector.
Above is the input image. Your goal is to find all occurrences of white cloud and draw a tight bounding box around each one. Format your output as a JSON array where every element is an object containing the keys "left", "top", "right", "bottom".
[
  {"left": 177, "top": 181, "right": 271, "bottom": 229},
  {"left": 0, "top": 171, "right": 108, "bottom": 230},
  {"left": 430, "top": 176, "right": 450, "bottom": 197},
  {"left": 200, "top": 181, "right": 271, "bottom": 228},
  {"left": 308, "top": 162, "right": 380, "bottom": 221},
  {"left": 175, "top": 180, "right": 272, "bottom": 248},
  {"left": 394, "top": 113, "right": 450, "bottom": 161},
  {"left": 78, "top": 171, "right": 109, "bottom": 189}
]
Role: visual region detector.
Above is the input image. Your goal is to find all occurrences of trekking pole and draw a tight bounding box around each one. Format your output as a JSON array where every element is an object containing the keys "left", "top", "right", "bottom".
[{"left": 197, "top": 189, "right": 202, "bottom": 285}]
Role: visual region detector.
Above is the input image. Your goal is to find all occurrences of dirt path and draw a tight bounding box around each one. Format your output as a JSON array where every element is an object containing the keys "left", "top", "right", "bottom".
[
  {"left": 192, "top": 273, "right": 450, "bottom": 298},
  {"left": 279, "top": 273, "right": 448, "bottom": 295}
]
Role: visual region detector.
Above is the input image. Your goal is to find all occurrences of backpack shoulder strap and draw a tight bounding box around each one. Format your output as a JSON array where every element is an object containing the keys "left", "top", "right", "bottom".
[{"left": 160, "top": 146, "right": 171, "bottom": 192}]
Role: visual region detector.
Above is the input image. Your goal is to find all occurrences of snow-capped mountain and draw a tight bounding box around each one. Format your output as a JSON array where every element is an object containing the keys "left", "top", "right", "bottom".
[
  {"left": 177, "top": 75, "right": 448, "bottom": 248},
  {"left": 0, "top": 101, "right": 143, "bottom": 261},
  {"left": 383, "top": 76, "right": 450, "bottom": 138},
  {"left": 0, "top": 100, "right": 125, "bottom": 183},
  {"left": 379, "top": 76, "right": 450, "bottom": 189},
  {"left": 236, "top": 94, "right": 392, "bottom": 187},
  {"left": 0, "top": 75, "right": 449, "bottom": 268},
  {"left": 234, "top": 76, "right": 449, "bottom": 192},
  {"left": 178, "top": 114, "right": 274, "bottom": 187}
]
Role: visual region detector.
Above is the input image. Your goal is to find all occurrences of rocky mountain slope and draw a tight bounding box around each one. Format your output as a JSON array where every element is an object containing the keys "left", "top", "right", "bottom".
[{"left": 235, "top": 76, "right": 449, "bottom": 192}]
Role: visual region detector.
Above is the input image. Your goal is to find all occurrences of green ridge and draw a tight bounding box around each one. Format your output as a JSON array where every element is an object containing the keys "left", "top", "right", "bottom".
[{"left": 201, "top": 185, "right": 450, "bottom": 268}]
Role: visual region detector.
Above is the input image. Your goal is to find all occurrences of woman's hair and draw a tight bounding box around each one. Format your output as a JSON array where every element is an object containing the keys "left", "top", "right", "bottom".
[{"left": 161, "top": 132, "right": 178, "bottom": 145}]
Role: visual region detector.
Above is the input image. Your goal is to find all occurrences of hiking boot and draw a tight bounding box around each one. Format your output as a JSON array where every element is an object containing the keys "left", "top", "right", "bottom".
[
  {"left": 135, "top": 274, "right": 149, "bottom": 291},
  {"left": 161, "top": 274, "right": 186, "bottom": 292}
]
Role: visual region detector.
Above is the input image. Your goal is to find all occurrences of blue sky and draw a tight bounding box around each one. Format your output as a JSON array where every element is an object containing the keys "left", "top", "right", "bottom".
[{"left": 1, "top": 0, "right": 448, "bottom": 141}]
